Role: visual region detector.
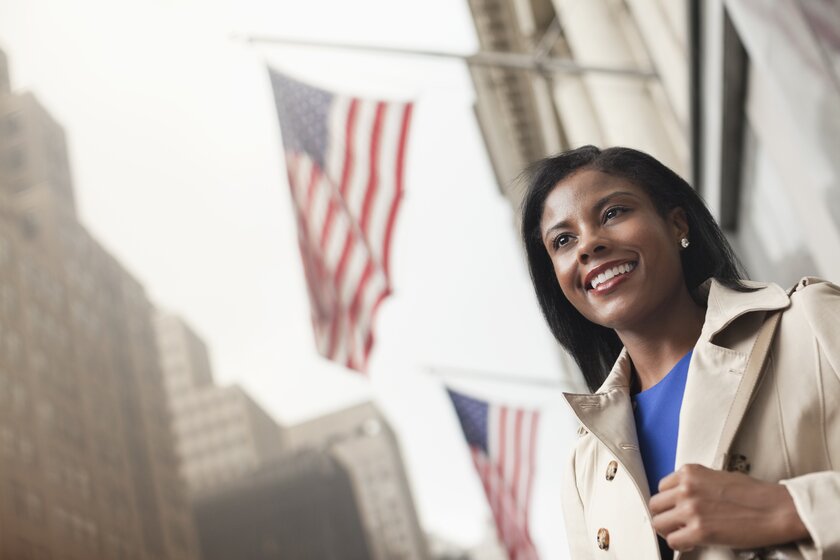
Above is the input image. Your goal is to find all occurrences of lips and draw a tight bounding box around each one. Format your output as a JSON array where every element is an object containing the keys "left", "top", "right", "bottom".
[{"left": 584, "top": 260, "right": 637, "bottom": 290}]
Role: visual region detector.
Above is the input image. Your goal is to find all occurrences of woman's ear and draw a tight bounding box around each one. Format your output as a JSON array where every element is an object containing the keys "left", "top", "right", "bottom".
[{"left": 668, "top": 207, "right": 689, "bottom": 241}]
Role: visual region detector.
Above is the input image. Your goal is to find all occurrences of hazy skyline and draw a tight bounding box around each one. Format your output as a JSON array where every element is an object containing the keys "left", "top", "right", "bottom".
[{"left": 0, "top": 1, "right": 579, "bottom": 555}]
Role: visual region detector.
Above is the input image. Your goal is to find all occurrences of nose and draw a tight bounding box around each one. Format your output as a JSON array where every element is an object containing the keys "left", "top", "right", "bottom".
[{"left": 576, "top": 232, "right": 607, "bottom": 264}]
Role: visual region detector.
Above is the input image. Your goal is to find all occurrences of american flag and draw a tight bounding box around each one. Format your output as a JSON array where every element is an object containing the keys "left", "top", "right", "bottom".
[
  {"left": 447, "top": 389, "right": 540, "bottom": 560},
  {"left": 269, "top": 70, "right": 413, "bottom": 372}
]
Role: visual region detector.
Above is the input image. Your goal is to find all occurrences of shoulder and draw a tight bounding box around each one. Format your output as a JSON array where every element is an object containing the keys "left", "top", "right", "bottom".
[
  {"left": 779, "top": 277, "right": 840, "bottom": 368},
  {"left": 789, "top": 276, "right": 840, "bottom": 302},
  {"left": 790, "top": 274, "right": 840, "bottom": 317},
  {"left": 786, "top": 276, "right": 840, "bottom": 328}
]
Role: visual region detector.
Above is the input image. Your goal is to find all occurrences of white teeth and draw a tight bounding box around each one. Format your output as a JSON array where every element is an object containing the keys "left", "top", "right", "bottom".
[{"left": 590, "top": 262, "right": 636, "bottom": 289}]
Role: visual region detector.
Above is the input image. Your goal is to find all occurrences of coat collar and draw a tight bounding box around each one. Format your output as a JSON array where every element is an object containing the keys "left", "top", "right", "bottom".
[
  {"left": 579, "top": 278, "right": 790, "bottom": 395},
  {"left": 676, "top": 279, "right": 789, "bottom": 470},
  {"left": 673, "top": 281, "right": 788, "bottom": 560},
  {"left": 697, "top": 278, "right": 789, "bottom": 341},
  {"left": 567, "top": 278, "right": 790, "bottom": 396},
  {"left": 564, "top": 348, "right": 651, "bottom": 502},
  {"left": 563, "top": 278, "right": 790, "bottom": 508}
]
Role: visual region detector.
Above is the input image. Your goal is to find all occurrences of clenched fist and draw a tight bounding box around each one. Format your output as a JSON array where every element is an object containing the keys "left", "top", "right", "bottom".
[{"left": 649, "top": 464, "right": 810, "bottom": 552}]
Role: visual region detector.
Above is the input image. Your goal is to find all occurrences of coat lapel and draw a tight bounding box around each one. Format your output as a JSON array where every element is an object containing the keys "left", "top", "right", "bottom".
[
  {"left": 675, "top": 280, "right": 789, "bottom": 470},
  {"left": 564, "top": 349, "right": 652, "bottom": 502},
  {"left": 564, "top": 279, "right": 791, "bottom": 527}
]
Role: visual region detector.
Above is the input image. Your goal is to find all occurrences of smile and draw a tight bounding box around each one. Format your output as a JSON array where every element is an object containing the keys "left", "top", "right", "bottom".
[{"left": 587, "top": 261, "right": 637, "bottom": 291}]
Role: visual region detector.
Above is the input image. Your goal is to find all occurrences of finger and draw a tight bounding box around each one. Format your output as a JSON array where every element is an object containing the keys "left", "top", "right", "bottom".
[
  {"left": 658, "top": 470, "right": 681, "bottom": 493},
  {"left": 651, "top": 505, "right": 687, "bottom": 538},
  {"left": 659, "top": 463, "right": 711, "bottom": 493},
  {"left": 649, "top": 487, "right": 679, "bottom": 515},
  {"left": 664, "top": 523, "right": 702, "bottom": 553}
]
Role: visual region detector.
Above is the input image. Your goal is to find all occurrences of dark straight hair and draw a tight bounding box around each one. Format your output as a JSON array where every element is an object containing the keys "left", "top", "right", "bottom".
[{"left": 520, "top": 146, "right": 750, "bottom": 393}]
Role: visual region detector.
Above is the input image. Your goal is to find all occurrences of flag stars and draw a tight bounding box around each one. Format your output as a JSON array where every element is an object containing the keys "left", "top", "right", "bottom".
[
  {"left": 448, "top": 389, "right": 490, "bottom": 453},
  {"left": 269, "top": 69, "right": 412, "bottom": 373},
  {"left": 447, "top": 389, "right": 541, "bottom": 559},
  {"left": 271, "top": 71, "right": 331, "bottom": 167}
]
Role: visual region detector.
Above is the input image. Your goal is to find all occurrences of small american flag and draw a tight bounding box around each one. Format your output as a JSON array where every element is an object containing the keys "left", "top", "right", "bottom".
[
  {"left": 269, "top": 70, "right": 413, "bottom": 372},
  {"left": 447, "top": 389, "right": 540, "bottom": 560}
]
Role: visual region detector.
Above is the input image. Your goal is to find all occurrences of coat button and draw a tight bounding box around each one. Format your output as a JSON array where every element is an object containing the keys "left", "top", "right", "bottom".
[
  {"left": 605, "top": 460, "right": 618, "bottom": 481},
  {"left": 727, "top": 453, "right": 751, "bottom": 474},
  {"left": 596, "top": 528, "right": 610, "bottom": 550}
]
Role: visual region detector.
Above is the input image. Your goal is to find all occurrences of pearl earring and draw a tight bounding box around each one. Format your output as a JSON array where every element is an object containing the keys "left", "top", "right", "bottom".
[{"left": 680, "top": 237, "right": 690, "bottom": 249}]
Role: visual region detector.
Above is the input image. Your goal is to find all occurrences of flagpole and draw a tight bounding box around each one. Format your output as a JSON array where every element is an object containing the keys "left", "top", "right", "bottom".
[
  {"left": 233, "top": 34, "right": 657, "bottom": 79},
  {"left": 425, "top": 364, "right": 579, "bottom": 390}
]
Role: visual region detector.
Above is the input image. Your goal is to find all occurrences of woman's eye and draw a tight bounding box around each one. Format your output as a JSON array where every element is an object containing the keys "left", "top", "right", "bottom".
[
  {"left": 603, "top": 206, "right": 627, "bottom": 222},
  {"left": 553, "top": 234, "right": 571, "bottom": 249}
]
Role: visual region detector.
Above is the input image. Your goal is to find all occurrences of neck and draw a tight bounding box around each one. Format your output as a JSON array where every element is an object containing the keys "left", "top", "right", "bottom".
[{"left": 616, "top": 288, "right": 706, "bottom": 392}]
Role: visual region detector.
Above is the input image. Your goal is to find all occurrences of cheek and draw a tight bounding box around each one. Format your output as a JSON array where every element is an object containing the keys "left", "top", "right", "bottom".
[
  {"left": 640, "top": 233, "right": 684, "bottom": 287},
  {"left": 551, "top": 257, "right": 586, "bottom": 308},
  {"left": 550, "top": 255, "right": 575, "bottom": 290}
]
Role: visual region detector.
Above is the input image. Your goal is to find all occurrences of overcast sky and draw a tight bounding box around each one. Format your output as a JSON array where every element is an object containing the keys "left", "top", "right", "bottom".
[{"left": 0, "top": 0, "right": 580, "bottom": 555}]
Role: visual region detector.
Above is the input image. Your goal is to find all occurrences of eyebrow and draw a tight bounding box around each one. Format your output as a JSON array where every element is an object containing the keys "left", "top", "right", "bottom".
[{"left": 543, "top": 190, "right": 640, "bottom": 242}]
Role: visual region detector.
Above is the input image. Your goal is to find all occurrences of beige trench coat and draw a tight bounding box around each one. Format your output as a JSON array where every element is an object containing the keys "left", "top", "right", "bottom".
[{"left": 561, "top": 277, "right": 840, "bottom": 559}]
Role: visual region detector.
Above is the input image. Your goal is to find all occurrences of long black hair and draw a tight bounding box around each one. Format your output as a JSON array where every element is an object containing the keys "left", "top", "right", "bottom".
[{"left": 520, "top": 146, "right": 750, "bottom": 392}]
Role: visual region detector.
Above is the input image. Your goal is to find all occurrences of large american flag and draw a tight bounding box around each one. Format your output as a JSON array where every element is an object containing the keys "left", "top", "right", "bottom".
[
  {"left": 269, "top": 70, "right": 413, "bottom": 372},
  {"left": 447, "top": 389, "right": 540, "bottom": 560}
]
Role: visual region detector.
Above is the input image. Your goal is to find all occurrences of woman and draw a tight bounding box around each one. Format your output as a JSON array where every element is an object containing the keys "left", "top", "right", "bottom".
[{"left": 520, "top": 146, "right": 840, "bottom": 559}]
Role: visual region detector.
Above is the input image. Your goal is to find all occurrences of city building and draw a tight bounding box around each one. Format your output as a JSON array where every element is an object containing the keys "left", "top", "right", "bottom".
[
  {"left": 285, "top": 401, "right": 431, "bottom": 560},
  {"left": 0, "top": 48, "right": 199, "bottom": 560},
  {"left": 464, "top": 0, "right": 689, "bottom": 388},
  {"left": 154, "top": 312, "right": 285, "bottom": 495},
  {"left": 691, "top": 0, "right": 840, "bottom": 286},
  {"left": 467, "top": 0, "right": 688, "bottom": 211},
  {"left": 466, "top": 0, "right": 840, "bottom": 295},
  {"left": 193, "top": 448, "right": 372, "bottom": 560},
  {"left": 427, "top": 527, "right": 507, "bottom": 560},
  {"left": 0, "top": 49, "right": 10, "bottom": 98}
]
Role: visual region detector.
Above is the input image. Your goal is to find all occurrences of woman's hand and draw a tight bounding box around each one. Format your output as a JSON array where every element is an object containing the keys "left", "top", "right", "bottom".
[{"left": 649, "top": 464, "right": 810, "bottom": 552}]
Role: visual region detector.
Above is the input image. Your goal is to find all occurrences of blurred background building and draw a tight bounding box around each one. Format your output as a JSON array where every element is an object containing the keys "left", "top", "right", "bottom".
[
  {"left": 284, "top": 401, "right": 432, "bottom": 560},
  {"left": 467, "top": 0, "right": 688, "bottom": 210},
  {"left": 154, "top": 312, "right": 286, "bottom": 495},
  {"left": 466, "top": 0, "right": 840, "bottom": 287},
  {"left": 2, "top": 0, "right": 840, "bottom": 557},
  {"left": 427, "top": 528, "right": 508, "bottom": 560},
  {"left": 154, "top": 308, "right": 433, "bottom": 560},
  {"left": 193, "top": 448, "right": 373, "bottom": 560},
  {"left": 0, "top": 48, "right": 199, "bottom": 560},
  {"left": 693, "top": 0, "right": 840, "bottom": 286},
  {"left": 190, "top": 400, "right": 433, "bottom": 560},
  {"left": 155, "top": 314, "right": 433, "bottom": 559},
  {"left": 2, "top": 43, "right": 433, "bottom": 560}
]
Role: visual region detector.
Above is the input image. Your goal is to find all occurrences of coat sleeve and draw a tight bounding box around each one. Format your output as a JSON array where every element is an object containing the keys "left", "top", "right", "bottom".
[
  {"left": 561, "top": 440, "right": 596, "bottom": 559},
  {"left": 779, "top": 279, "right": 840, "bottom": 560},
  {"left": 780, "top": 473, "right": 840, "bottom": 560}
]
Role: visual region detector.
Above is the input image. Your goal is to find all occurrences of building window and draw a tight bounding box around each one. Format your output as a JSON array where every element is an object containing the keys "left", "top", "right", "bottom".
[
  {"left": 2, "top": 147, "right": 23, "bottom": 173},
  {"left": 1, "top": 112, "right": 20, "bottom": 138},
  {"left": 12, "top": 483, "right": 44, "bottom": 524},
  {"left": 0, "top": 236, "right": 10, "bottom": 266},
  {"left": 15, "top": 538, "right": 50, "bottom": 560}
]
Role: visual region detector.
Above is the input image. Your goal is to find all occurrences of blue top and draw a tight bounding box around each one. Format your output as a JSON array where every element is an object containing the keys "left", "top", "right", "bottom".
[{"left": 632, "top": 350, "right": 693, "bottom": 560}]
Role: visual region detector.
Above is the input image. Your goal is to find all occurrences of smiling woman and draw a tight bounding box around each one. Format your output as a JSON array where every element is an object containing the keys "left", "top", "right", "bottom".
[
  {"left": 521, "top": 146, "right": 840, "bottom": 559},
  {"left": 537, "top": 169, "right": 703, "bottom": 366},
  {"left": 522, "top": 146, "right": 745, "bottom": 393}
]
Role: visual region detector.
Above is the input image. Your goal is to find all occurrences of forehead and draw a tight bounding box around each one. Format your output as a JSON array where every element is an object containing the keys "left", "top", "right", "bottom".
[{"left": 540, "top": 169, "right": 647, "bottom": 229}]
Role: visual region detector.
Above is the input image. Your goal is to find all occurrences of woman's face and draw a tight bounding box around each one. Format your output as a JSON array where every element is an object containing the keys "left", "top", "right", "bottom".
[{"left": 539, "top": 168, "right": 689, "bottom": 331}]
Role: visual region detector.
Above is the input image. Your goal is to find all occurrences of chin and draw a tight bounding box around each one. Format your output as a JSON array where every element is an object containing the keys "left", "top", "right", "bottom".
[{"left": 585, "top": 302, "right": 646, "bottom": 331}]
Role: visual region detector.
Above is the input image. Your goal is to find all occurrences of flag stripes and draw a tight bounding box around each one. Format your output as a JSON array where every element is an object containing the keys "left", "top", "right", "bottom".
[
  {"left": 270, "top": 70, "right": 413, "bottom": 372},
  {"left": 448, "top": 390, "right": 541, "bottom": 560}
]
